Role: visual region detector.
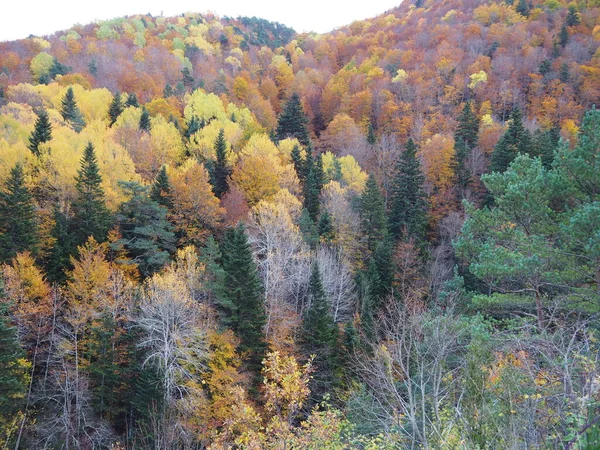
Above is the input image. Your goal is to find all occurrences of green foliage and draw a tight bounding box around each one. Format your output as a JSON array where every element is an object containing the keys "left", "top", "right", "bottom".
[
  {"left": 60, "top": 86, "right": 86, "bottom": 132},
  {"left": 358, "top": 174, "right": 388, "bottom": 254},
  {"left": 531, "top": 127, "right": 560, "bottom": 169},
  {"left": 45, "top": 206, "right": 73, "bottom": 284},
  {"left": 566, "top": 4, "right": 581, "bottom": 26},
  {"left": 455, "top": 101, "right": 480, "bottom": 149},
  {"left": 212, "top": 128, "right": 231, "bottom": 198},
  {"left": 318, "top": 210, "right": 335, "bottom": 244},
  {"left": 139, "top": 107, "right": 151, "bottom": 132},
  {"left": 108, "top": 91, "right": 124, "bottom": 127},
  {"left": 489, "top": 108, "right": 532, "bottom": 173},
  {"left": 150, "top": 165, "right": 174, "bottom": 211},
  {"left": 299, "top": 208, "right": 319, "bottom": 249},
  {"left": 0, "top": 163, "right": 38, "bottom": 263},
  {"left": 276, "top": 93, "right": 310, "bottom": 146},
  {"left": 126, "top": 93, "right": 139, "bottom": 108},
  {"left": 27, "top": 108, "right": 52, "bottom": 157}
]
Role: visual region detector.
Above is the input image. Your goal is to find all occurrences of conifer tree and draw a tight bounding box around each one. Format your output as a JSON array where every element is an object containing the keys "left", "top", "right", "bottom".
[
  {"left": 60, "top": 86, "right": 86, "bottom": 132},
  {"left": 163, "top": 83, "right": 174, "bottom": 98},
  {"left": 389, "top": 139, "right": 428, "bottom": 244},
  {"left": 566, "top": 5, "right": 581, "bottom": 26},
  {"left": 299, "top": 208, "right": 319, "bottom": 249},
  {"left": 516, "top": 0, "right": 530, "bottom": 17},
  {"left": 181, "top": 67, "right": 195, "bottom": 91},
  {"left": 318, "top": 210, "right": 335, "bottom": 244},
  {"left": 303, "top": 165, "right": 320, "bottom": 223},
  {"left": 108, "top": 91, "right": 124, "bottom": 127},
  {"left": 125, "top": 93, "right": 139, "bottom": 108},
  {"left": 212, "top": 128, "right": 231, "bottom": 198},
  {"left": 455, "top": 101, "right": 479, "bottom": 149},
  {"left": 150, "top": 165, "right": 174, "bottom": 210},
  {"left": 45, "top": 206, "right": 73, "bottom": 284},
  {"left": 291, "top": 144, "right": 305, "bottom": 183},
  {"left": 489, "top": 108, "right": 532, "bottom": 173},
  {"left": 367, "top": 122, "right": 377, "bottom": 146},
  {"left": 72, "top": 142, "right": 111, "bottom": 246},
  {"left": 276, "top": 92, "right": 310, "bottom": 145},
  {"left": 532, "top": 127, "right": 560, "bottom": 169},
  {"left": 219, "top": 224, "right": 267, "bottom": 375},
  {"left": 139, "top": 107, "right": 151, "bottom": 132},
  {"left": 359, "top": 174, "right": 388, "bottom": 253},
  {"left": 0, "top": 163, "right": 38, "bottom": 263},
  {"left": 27, "top": 108, "right": 52, "bottom": 157},
  {"left": 184, "top": 116, "right": 201, "bottom": 140}
]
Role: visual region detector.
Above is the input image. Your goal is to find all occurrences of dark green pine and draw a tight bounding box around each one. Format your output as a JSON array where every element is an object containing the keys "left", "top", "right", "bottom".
[
  {"left": 298, "top": 208, "right": 319, "bottom": 249},
  {"left": 181, "top": 67, "right": 195, "bottom": 91},
  {"left": 566, "top": 5, "right": 581, "bottom": 27},
  {"left": 367, "top": 122, "right": 377, "bottom": 146},
  {"left": 303, "top": 165, "right": 320, "bottom": 223},
  {"left": 108, "top": 92, "right": 124, "bottom": 127},
  {"left": 125, "top": 93, "right": 139, "bottom": 108},
  {"left": 559, "top": 24, "right": 569, "bottom": 48},
  {"left": 0, "top": 163, "right": 38, "bottom": 263},
  {"left": 489, "top": 108, "right": 532, "bottom": 173},
  {"left": 150, "top": 165, "right": 174, "bottom": 211},
  {"left": 389, "top": 138, "right": 428, "bottom": 244},
  {"left": 276, "top": 92, "right": 310, "bottom": 146},
  {"left": 45, "top": 206, "right": 74, "bottom": 284},
  {"left": 516, "top": 0, "right": 529, "bottom": 17},
  {"left": 452, "top": 138, "right": 472, "bottom": 191},
  {"left": 219, "top": 224, "right": 267, "bottom": 376},
  {"left": 163, "top": 83, "right": 174, "bottom": 98},
  {"left": 60, "top": 86, "right": 86, "bottom": 133},
  {"left": 184, "top": 116, "right": 201, "bottom": 140},
  {"left": 318, "top": 210, "right": 335, "bottom": 244},
  {"left": 532, "top": 127, "right": 560, "bottom": 169},
  {"left": 291, "top": 144, "right": 305, "bottom": 183},
  {"left": 0, "top": 303, "right": 28, "bottom": 420},
  {"left": 139, "top": 107, "right": 151, "bottom": 132},
  {"left": 455, "top": 101, "right": 479, "bottom": 149},
  {"left": 212, "top": 128, "right": 231, "bottom": 198},
  {"left": 72, "top": 142, "right": 112, "bottom": 246},
  {"left": 27, "top": 108, "right": 52, "bottom": 157},
  {"left": 359, "top": 174, "right": 388, "bottom": 254}
]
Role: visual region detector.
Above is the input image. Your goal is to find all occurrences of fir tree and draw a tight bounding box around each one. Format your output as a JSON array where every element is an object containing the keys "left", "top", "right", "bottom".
[
  {"left": 566, "top": 5, "right": 581, "bottom": 27},
  {"left": 60, "top": 86, "right": 86, "bottom": 132},
  {"left": 365, "top": 237, "right": 394, "bottom": 311},
  {"left": 516, "top": 0, "right": 530, "bottom": 17},
  {"left": 291, "top": 144, "right": 305, "bottom": 183},
  {"left": 303, "top": 163, "right": 321, "bottom": 223},
  {"left": 489, "top": 108, "right": 532, "bottom": 173},
  {"left": 212, "top": 128, "right": 231, "bottom": 198},
  {"left": 27, "top": 108, "right": 52, "bottom": 157},
  {"left": 367, "top": 122, "right": 377, "bottom": 146},
  {"left": 139, "top": 107, "right": 151, "bottom": 132},
  {"left": 389, "top": 139, "right": 428, "bottom": 244},
  {"left": 560, "top": 62, "right": 570, "bottom": 83},
  {"left": 299, "top": 208, "right": 319, "bottom": 249},
  {"left": 0, "top": 163, "right": 38, "bottom": 263},
  {"left": 559, "top": 24, "right": 569, "bottom": 48},
  {"left": 125, "top": 93, "right": 139, "bottom": 108},
  {"left": 45, "top": 206, "right": 73, "bottom": 284},
  {"left": 455, "top": 101, "right": 480, "bottom": 149},
  {"left": 181, "top": 67, "right": 195, "bottom": 91},
  {"left": 359, "top": 174, "right": 388, "bottom": 253},
  {"left": 318, "top": 210, "right": 335, "bottom": 244},
  {"left": 108, "top": 91, "right": 124, "bottom": 127},
  {"left": 219, "top": 224, "right": 267, "bottom": 375},
  {"left": 532, "top": 127, "right": 560, "bottom": 169},
  {"left": 150, "top": 165, "right": 174, "bottom": 210},
  {"left": 72, "top": 142, "right": 112, "bottom": 246},
  {"left": 184, "top": 116, "right": 202, "bottom": 140},
  {"left": 163, "top": 83, "right": 174, "bottom": 98},
  {"left": 276, "top": 92, "right": 310, "bottom": 145}
]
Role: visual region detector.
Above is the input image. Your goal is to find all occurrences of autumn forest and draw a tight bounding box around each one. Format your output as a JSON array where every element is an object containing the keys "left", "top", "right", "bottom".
[{"left": 1, "top": 0, "right": 600, "bottom": 448}]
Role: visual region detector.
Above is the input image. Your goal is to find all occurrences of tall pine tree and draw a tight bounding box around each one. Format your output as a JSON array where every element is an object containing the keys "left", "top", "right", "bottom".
[
  {"left": 45, "top": 206, "right": 73, "bottom": 284},
  {"left": 72, "top": 142, "right": 111, "bottom": 247},
  {"left": 139, "top": 107, "right": 151, "bottom": 132},
  {"left": 108, "top": 91, "right": 124, "bottom": 127},
  {"left": 60, "top": 86, "right": 86, "bottom": 132},
  {"left": 27, "top": 108, "right": 52, "bottom": 157},
  {"left": 359, "top": 174, "right": 389, "bottom": 254},
  {"left": 489, "top": 108, "right": 532, "bottom": 173},
  {"left": 150, "top": 165, "right": 174, "bottom": 211},
  {"left": 0, "top": 163, "right": 38, "bottom": 263},
  {"left": 212, "top": 128, "right": 231, "bottom": 198},
  {"left": 389, "top": 138, "right": 428, "bottom": 244},
  {"left": 276, "top": 92, "right": 310, "bottom": 145}
]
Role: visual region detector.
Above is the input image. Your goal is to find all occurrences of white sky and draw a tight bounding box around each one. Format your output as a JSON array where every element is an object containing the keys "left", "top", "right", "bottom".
[{"left": 1, "top": 1, "right": 401, "bottom": 42}]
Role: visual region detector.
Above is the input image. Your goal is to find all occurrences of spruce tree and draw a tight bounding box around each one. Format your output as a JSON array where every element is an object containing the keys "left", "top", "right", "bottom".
[
  {"left": 60, "top": 86, "right": 86, "bottom": 132},
  {"left": 0, "top": 303, "right": 28, "bottom": 421},
  {"left": 303, "top": 164, "right": 320, "bottom": 223},
  {"left": 516, "top": 0, "right": 530, "bottom": 17},
  {"left": 359, "top": 174, "right": 389, "bottom": 253},
  {"left": 489, "top": 108, "right": 532, "bottom": 173},
  {"left": 318, "top": 210, "right": 335, "bottom": 244},
  {"left": 0, "top": 163, "right": 38, "bottom": 263},
  {"left": 139, "top": 107, "right": 151, "bottom": 132},
  {"left": 212, "top": 128, "right": 231, "bottom": 198},
  {"left": 276, "top": 92, "right": 310, "bottom": 145},
  {"left": 125, "top": 93, "right": 139, "bottom": 108},
  {"left": 367, "top": 122, "right": 377, "bottom": 146},
  {"left": 72, "top": 142, "right": 111, "bottom": 246},
  {"left": 108, "top": 91, "right": 124, "bottom": 127},
  {"left": 559, "top": 24, "right": 569, "bottom": 47},
  {"left": 184, "top": 116, "right": 201, "bottom": 140},
  {"left": 219, "top": 224, "right": 267, "bottom": 375},
  {"left": 566, "top": 5, "right": 581, "bottom": 27},
  {"left": 532, "top": 127, "right": 560, "bottom": 169},
  {"left": 181, "top": 67, "right": 195, "bottom": 91},
  {"left": 291, "top": 144, "right": 305, "bottom": 183},
  {"left": 27, "top": 108, "right": 52, "bottom": 157},
  {"left": 389, "top": 139, "right": 428, "bottom": 244},
  {"left": 455, "top": 101, "right": 479, "bottom": 149},
  {"left": 150, "top": 165, "right": 174, "bottom": 210},
  {"left": 45, "top": 206, "right": 73, "bottom": 284}
]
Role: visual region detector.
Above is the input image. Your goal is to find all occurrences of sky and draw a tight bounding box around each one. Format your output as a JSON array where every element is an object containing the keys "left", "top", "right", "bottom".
[{"left": 0, "top": 0, "right": 402, "bottom": 42}]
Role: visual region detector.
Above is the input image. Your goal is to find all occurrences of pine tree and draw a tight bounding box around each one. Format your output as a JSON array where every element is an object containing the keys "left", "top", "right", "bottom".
[
  {"left": 566, "top": 5, "right": 581, "bottom": 27},
  {"left": 389, "top": 139, "right": 428, "bottom": 244},
  {"left": 291, "top": 144, "right": 305, "bottom": 183},
  {"left": 532, "top": 127, "right": 560, "bottom": 169},
  {"left": 359, "top": 174, "right": 389, "bottom": 253},
  {"left": 150, "top": 165, "right": 174, "bottom": 210},
  {"left": 559, "top": 24, "right": 569, "bottom": 48},
  {"left": 318, "top": 210, "right": 335, "bottom": 244},
  {"left": 455, "top": 101, "right": 479, "bottom": 149},
  {"left": 299, "top": 208, "right": 319, "bottom": 249},
  {"left": 45, "top": 206, "right": 73, "bottom": 284},
  {"left": 0, "top": 164, "right": 38, "bottom": 263},
  {"left": 27, "top": 108, "right": 52, "bottom": 157},
  {"left": 219, "top": 224, "right": 267, "bottom": 375},
  {"left": 60, "top": 86, "right": 86, "bottom": 132},
  {"left": 367, "top": 122, "right": 377, "bottom": 146},
  {"left": 181, "top": 67, "right": 195, "bottom": 91},
  {"left": 212, "top": 128, "right": 231, "bottom": 198},
  {"left": 516, "top": 0, "right": 530, "bottom": 17},
  {"left": 139, "top": 107, "right": 151, "bottom": 132},
  {"left": 108, "top": 91, "right": 124, "bottom": 127},
  {"left": 303, "top": 164, "right": 321, "bottom": 223},
  {"left": 452, "top": 138, "right": 471, "bottom": 192},
  {"left": 276, "top": 92, "right": 310, "bottom": 145},
  {"left": 125, "top": 93, "right": 139, "bottom": 108},
  {"left": 302, "top": 262, "right": 338, "bottom": 400},
  {"left": 560, "top": 62, "right": 570, "bottom": 82},
  {"left": 489, "top": 108, "right": 532, "bottom": 173},
  {"left": 72, "top": 142, "right": 112, "bottom": 246},
  {"left": 365, "top": 237, "right": 394, "bottom": 311},
  {"left": 163, "top": 83, "right": 174, "bottom": 98}
]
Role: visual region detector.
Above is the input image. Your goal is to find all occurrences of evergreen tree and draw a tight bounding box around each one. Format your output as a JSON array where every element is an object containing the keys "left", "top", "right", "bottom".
[
  {"left": 302, "top": 262, "right": 339, "bottom": 400},
  {"left": 299, "top": 208, "right": 319, "bottom": 249},
  {"left": 489, "top": 108, "right": 532, "bottom": 173},
  {"left": 184, "top": 116, "right": 202, "bottom": 141},
  {"left": 318, "top": 210, "right": 335, "bottom": 244},
  {"left": 88, "top": 58, "right": 97, "bottom": 75},
  {"left": 27, "top": 108, "right": 52, "bottom": 157},
  {"left": 389, "top": 139, "right": 428, "bottom": 244},
  {"left": 0, "top": 163, "right": 38, "bottom": 263},
  {"left": 566, "top": 5, "right": 581, "bottom": 27},
  {"left": 291, "top": 144, "right": 305, "bottom": 183},
  {"left": 48, "top": 57, "right": 69, "bottom": 80},
  {"left": 532, "top": 127, "right": 560, "bottom": 169},
  {"left": 452, "top": 138, "right": 471, "bottom": 191},
  {"left": 139, "top": 107, "right": 151, "bottom": 132},
  {"left": 60, "top": 86, "right": 86, "bottom": 132},
  {"left": 114, "top": 182, "right": 176, "bottom": 277},
  {"left": 455, "top": 101, "right": 480, "bottom": 149},
  {"left": 276, "top": 92, "right": 310, "bottom": 145},
  {"left": 125, "top": 93, "right": 139, "bottom": 108},
  {"left": 365, "top": 237, "right": 394, "bottom": 310},
  {"left": 212, "top": 128, "right": 231, "bottom": 198},
  {"left": 359, "top": 174, "right": 388, "bottom": 253},
  {"left": 72, "top": 142, "right": 112, "bottom": 246},
  {"left": 516, "top": 0, "right": 530, "bottom": 17},
  {"left": 181, "top": 67, "right": 195, "bottom": 91},
  {"left": 559, "top": 24, "right": 569, "bottom": 48},
  {"left": 163, "top": 83, "right": 174, "bottom": 98},
  {"left": 560, "top": 62, "right": 570, "bottom": 83},
  {"left": 219, "top": 224, "right": 267, "bottom": 375},
  {"left": 150, "top": 165, "right": 174, "bottom": 211},
  {"left": 108, "top": 91, "right": 124, "bottom": 127},
  {"left": 303, "top": 164, "right": 321, "bottom": 223},
  {"left": 367, "top": 122, "right": 377, "bottom": 146},
  {"left": 45, "top": 206, "right": 73, "bottom": 284}
]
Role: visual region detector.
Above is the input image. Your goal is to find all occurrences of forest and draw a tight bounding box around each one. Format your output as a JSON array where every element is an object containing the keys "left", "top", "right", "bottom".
[{"left": 0, "top": 0, "right": 600, "bottom": 448}]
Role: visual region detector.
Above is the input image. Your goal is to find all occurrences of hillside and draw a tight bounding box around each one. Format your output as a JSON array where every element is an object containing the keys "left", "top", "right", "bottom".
[{"left": 1, "top": 0, "right": 600, "bottom": 448}]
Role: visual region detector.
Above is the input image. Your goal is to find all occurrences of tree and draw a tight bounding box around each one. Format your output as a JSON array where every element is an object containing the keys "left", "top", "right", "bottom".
[
  {"left": 45, "top": 206, "right": 74, "bottom": 284},
  {"left": 389, "top": 139, "right": 428, "bottom": 244},
  {"left": 114, "top": 182, "right": 176, "bottom": 277},
  {"left": 219, "top": 224, "right": 267, "bottom": 376},
  {"left": 150, "top": 165, "right": 174, "bottom": 211},
  {"left": 276, "top": 93, "right": 310, "bottom": 145},
  {"left": 367, "top": 122, "right": 377, "bottom": 146},
  {"left": 72, "top": 142, "right": 111, "bottom": 247},
  {"left": 212, "top": 129, "right": 231, "bottom": 198},
  {"left": 60, "top": 87, "right": 86, "bottom": 132},
  {"left": 455, "top": 101, "right": 479, "bottom": 150},
  {"left": 566, "top": 5, "right": 581, "bottom": 27},
  {"left": 125, "top": 93, "right": 139, "bottom": 108},
  {"left": 139, "top": 107, "right": 151, "bottom": 132},
  {"left": 489, "top": 108, "right": 532, "bottom": 173},
  {"left": 0, "top": 164, "right": 38, "bottom": 263},
  {"left": 359, "top": 174, "right": 388, "bottom": 254},
  {"left": 27, "top": 108, "right": 52, "bottom": 157},
  {"left": 107, "top": 92, "right": 124, "bottom": 127},
  {"left": 516, "top": 0, "right": 529, "bottom": 17}
]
